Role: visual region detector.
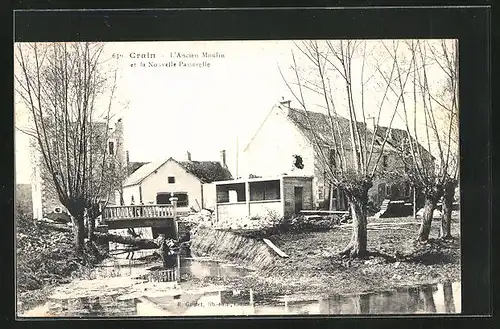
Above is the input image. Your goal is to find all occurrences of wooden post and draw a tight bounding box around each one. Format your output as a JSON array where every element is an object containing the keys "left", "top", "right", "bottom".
[
  {"left": 215, "top": 184, "right": 219, "bottom": 222},
  {"left": 280, "top": 176, "right": 285, "bottom": 217},
  {"left": 329, "top": 184, "right": 335, "bottom": 211},
  {"left": 176, "top": 253, "right": 181, "bottom": 283},
  {"left": 169, "top": 193, "right": 179, "bottom": 240},
  {"left": 413, "top": 186, "right": 417, "bottom": 219},
  {"left": 245, "top": 181, "right": 251, "bottom": 217}
]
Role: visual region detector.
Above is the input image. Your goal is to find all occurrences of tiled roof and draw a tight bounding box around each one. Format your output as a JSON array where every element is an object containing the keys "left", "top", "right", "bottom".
[
  {"left": 287, "top": 107, "right": 374, "bottom": 149},
  {"left": 374, "top": 126, "right": 434, "bottom": 159},
  {"left": 179, "top": 161, "right": 233, "bottom": 183},
  {"left": 127, "top": 161, "right": 149, "bottom": 175},
  {"left": 123, "top": 158, "right": 233, "bottom": 187}
]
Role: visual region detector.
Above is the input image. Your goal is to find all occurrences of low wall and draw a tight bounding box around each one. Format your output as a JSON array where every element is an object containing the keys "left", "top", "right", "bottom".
[{"left": 189, "top": 226, "right": 279, "bottom": 271}]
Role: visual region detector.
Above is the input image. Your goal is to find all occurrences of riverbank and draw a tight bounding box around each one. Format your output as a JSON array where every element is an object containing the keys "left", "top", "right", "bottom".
[
  {"left": 17, "top": 215, "right": 460, "bottom": 316},
  {"left": 16, "top": 215, "right": 105, "bottom": 314},
  {"left": 186, "top": 217, "right": 461, "bottom": 298}
]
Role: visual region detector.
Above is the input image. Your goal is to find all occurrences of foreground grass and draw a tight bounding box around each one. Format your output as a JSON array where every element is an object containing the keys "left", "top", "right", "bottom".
[
  {"left": 16, "top": 215, "right": 105, "bottom": 314},
  {"left": 187, "top": 217, "right": 460, "bottom": 297}
]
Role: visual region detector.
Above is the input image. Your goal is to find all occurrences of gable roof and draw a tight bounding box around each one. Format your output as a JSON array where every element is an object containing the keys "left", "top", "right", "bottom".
[
  {"left": 244, "top": 104, "right": 437, "bottom": 157},
  {"left": 127, "top": 161, "right": 149, "bottom": 176},
  {"left": 374, "top": 126, "right": 435, "bottom": 160},
  {"left": 124, "top": 159, "right": 169, "bottom": 187},
  {"left": 123, "top": 158, "right": 233, "bottom": 187},
  {"left": 286, "top": 107, "right": 374, "bottom": 150},
  {"left": 179, "top": 161, "right": 233, "bottom": 183}
]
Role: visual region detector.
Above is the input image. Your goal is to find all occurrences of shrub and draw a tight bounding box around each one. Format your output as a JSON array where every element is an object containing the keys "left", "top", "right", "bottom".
[{"left": 16, "top": 213, "right": 100, "bottom": 293}]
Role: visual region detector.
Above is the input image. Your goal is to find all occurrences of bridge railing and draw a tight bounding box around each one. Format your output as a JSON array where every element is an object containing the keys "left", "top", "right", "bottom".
[{"left": 103, "top": 204, "right": 176, "bottom": 221}]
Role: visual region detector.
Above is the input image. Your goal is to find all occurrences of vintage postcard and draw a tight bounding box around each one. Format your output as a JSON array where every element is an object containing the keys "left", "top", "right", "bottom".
[{"left": 15, "top": 39, "right": 461, "bottom": 317}]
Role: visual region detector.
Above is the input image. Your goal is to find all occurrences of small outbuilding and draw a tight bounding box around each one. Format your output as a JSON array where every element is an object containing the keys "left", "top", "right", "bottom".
[
  {"left": 119, "top": 152, "right": 232, "bottom": 211},
  {"left": 214, "top": 175, "right": 314, "bottom": 222}
]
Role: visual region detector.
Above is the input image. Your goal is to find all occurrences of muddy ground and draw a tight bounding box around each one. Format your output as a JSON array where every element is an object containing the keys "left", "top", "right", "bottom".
[{"left": 186, "top": 217, "right": 461, "bottom": 297}]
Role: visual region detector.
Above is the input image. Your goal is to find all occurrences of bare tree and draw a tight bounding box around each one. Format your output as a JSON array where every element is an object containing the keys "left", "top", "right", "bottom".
[
  {"left": 430, "top": 40, "right": 459, "bottom": 239},
  {"left": 15, "top": 42, "right": 126, "bottom": 253},
  {"left": 281, "top": 40, "right": 411, "bottom": 257},
  {"left": 382, "top": 40, "right": 459, "bottom": 241}
]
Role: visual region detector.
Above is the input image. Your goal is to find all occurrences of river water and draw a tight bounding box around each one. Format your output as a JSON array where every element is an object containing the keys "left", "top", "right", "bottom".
[{"left": 21, "top": 251, "right": 461, "bottom": 317}]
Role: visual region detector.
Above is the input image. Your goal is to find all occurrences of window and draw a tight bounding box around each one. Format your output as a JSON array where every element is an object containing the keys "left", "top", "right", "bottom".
[
  {"left": 216, "top": 183, "right": 246, "bottom": 203},
  {"left": 249, "top": 180, "right": 281, "bottom": 201},
  {"left": 382, "top": 155, "right": 388, "bottom": 168},
  {"left": 385, "top": 184, "right": 391, "bottom": 197},
  {"left": 168, "top": 176, "right": 175, "bottom": 184},
  {"left": 174, "top": 193, "right": 189, "bottom": 207},
  {"left": 318, "top": 188, "right": 324, "bottom": 200},
  {"left": 108, "top": 141, "right": 115, "bottom": 155}
]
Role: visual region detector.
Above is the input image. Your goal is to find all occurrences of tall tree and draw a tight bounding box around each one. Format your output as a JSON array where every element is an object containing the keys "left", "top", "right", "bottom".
[
  {"left": 281, "top": 40, "right": 411, "bottom": 257},
  {"left": 15, "top": 42, "right": 125, "bottom": 252},
  {"left": 381, "top": 40, "right": 459, "bottom": 241}
]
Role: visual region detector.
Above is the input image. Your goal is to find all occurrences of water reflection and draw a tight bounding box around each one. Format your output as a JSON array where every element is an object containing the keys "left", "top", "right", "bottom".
[
  {"left": 139, "top": 254, "right": 253, "bottom": 283},
  {"left": 45, "top": 295, "right": 137, "bottom": 317},
  {"left": 31, "top": 280, "right": 460, "bottom": 317},
  {"left": 21, "top": 252, "right": 461, "bottom": 317}
]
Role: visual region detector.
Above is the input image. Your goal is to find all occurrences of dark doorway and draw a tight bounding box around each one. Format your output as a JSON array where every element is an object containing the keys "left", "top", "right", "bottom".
[
  {"left": 378, "top": 183, "right": 386, "bottom": 203},
  {"left": 391, "top": 184, "right": 400, "bottom": 199},
  {"left": 156, "top": 193, "right": 170, "bottom": 204},
  {"left": 294, "top": 187, "right": 303, "bottom": 213}
]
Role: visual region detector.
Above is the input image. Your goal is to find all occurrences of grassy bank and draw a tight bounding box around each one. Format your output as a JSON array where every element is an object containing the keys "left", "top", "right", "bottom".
[
  {"left": 16, "top": 214, "right": 105, "bottom": 314},
  {"left": 185, "top": 217, "right": 460, "bottom": 297}
]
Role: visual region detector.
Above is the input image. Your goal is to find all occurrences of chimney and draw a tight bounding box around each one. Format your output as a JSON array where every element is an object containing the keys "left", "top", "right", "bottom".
[
  {"left": 280, "top": 98, "right": 291, "bottom": 108},
  {"left": 367, "top": 115, "right": 377, "bottom": 131},
  {"left": 186, "top": 151, "right": 192, "bottom": 161},
  {"left": 220, "top": 150, "right": 227, "bottom": 168}
]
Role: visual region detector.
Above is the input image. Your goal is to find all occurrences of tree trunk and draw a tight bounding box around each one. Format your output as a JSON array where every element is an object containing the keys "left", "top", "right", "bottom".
[
  {"left": 420, "top": 285, "right": 437, "bottom": 313},
  {"left": 442, "top": 281, "right": 456, "bottom": 313},
  {"left": 352, "top": 294, "right": 370, "bottom": 314},
  {"left": 329, "top": 184, "right": 335, "bottom": 211},
  {"left": 37, "top": 220, "right": 163, "bottom": 249},
  {"left": 340, "top": 190, "right": 368, "bottom": 258},
  {"left": 36, "top": 220, "right": 188, "bottom": 251},
  {"left": 417, "top": 196, "right": 437, "bottom": 241},
  {"left": 72, "top": 214, "right": 86, "bottom": 253},
  {"left": 95, "top": 232, "right": 160, "bottom": 249},
  {"left": 413, "top": 186, "right": 417, "bottom": 219},
  {"left": 440, "top": 181, "right": 455, "bottom": 239},
  {"left": 87, "top": 216, "right": 96, "bottom": 240}
]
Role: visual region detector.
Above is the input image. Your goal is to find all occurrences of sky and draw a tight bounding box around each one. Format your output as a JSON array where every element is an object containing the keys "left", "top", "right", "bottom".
[{"left": 14, "top": 39, "right": 457, "bottom": 184}]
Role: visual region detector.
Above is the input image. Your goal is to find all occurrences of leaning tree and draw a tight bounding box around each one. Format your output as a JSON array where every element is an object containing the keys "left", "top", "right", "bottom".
[
  {"left": 281, "top": 40, "right": 415, "bottom": 257},
  {"left": 15, "top": 42, "right": 126, "bottom": 252},
  {"left": 380, "top": 39, "right": 459, "bottom": 241}
]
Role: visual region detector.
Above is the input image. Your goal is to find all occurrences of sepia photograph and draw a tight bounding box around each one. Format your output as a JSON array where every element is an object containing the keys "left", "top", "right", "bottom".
[{"left": 14, "top": 39, "right": 461, "bottom": 317}]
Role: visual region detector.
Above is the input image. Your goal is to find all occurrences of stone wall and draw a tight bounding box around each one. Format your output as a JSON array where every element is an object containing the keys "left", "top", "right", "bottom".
[
  {"left": 189, "top": 226, "right": 279, "bottom": 271},
  {"left": 282, "top": 177, "right": 313, "bottom": 217}
]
